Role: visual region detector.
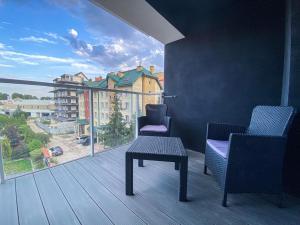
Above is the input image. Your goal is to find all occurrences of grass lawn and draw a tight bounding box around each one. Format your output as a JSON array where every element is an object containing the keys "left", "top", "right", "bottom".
[{"left": 4, "top": 158, "right": 33, "bottom": 176}]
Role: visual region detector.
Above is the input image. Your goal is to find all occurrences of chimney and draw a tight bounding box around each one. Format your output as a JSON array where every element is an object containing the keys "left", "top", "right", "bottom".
[
  {"left": 117, "top": 71, "right": 124, "bottom": 77},
  {"left": 136, "top": 65, "right": 143, "bottom": 71},
  {"left": 95, "top": 76, "right": 103, "bottom": 81},
  {"left": 150, "top": 65, "right": 155, "bottom": 74}
]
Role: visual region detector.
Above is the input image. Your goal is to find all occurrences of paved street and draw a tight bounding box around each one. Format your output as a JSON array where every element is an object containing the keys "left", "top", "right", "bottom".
[{"left": 27, "top": 119, "right": 106, "bottom": 165}]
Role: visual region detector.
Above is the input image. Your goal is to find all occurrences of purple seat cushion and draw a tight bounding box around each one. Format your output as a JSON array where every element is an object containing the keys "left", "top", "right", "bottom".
[
  {"left": 140, "top": 125, "right": 168, "bottom": 133},
  {"left": 207, "top": 139, "right": 229, "bottom": 158}
]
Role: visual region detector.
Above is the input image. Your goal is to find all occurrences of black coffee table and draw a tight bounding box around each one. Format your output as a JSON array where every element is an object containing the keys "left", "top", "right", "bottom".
[{"left": 125, "top": 136, "right": 188, "bottom": 201}]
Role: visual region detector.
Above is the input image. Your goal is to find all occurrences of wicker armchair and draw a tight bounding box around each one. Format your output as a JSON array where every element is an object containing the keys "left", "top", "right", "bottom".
[
  {"left": 137, "top": 104, "right": 172, "bottom": 167},
  {"left": 138, "top": 104, "right": 172, "bottom": 137},
  {"left": 204, "top": 106, "right": 296, "bottom": 207}
]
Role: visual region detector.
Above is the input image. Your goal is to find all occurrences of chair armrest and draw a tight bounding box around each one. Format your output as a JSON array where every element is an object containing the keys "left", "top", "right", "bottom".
[
  {"left": 138, "top": 116, "right": 148, "bottom": 131},
  {"left": 226, "top": 134, "right": 287, "bottom": 192},
  {"left": 206, "top": 123, "right": 246, "bottom": 140},
  {"left": 163, "top": 116, "right": 172, "bottom": 130}
]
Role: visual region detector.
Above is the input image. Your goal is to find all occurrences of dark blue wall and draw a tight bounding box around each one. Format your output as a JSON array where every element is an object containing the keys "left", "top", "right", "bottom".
[
  {"left": 148, "top": 0, "right": 285, "bottom": 151},
  {"left": 281, "top": 0, "right": 300, "bottom": 197}
]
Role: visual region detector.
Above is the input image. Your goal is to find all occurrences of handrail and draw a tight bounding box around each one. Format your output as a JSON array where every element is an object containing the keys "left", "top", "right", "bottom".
[
  {"left": 0, "top": 78, "right": 162, "bottom": 96},
  {"left": 0, "top": 141, "right": 5, "bottom": 184}
]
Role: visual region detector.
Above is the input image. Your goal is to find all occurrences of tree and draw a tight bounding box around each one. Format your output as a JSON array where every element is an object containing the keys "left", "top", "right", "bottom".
[
  {"left": 12, "top": 107, "right": 29, "bottom": 120},
  {"left": 0, "top": 136, "right": 12, "bottom": 159},
  {"left": 3, "top": 125, "right": 20, "bottom": 147},
  {"left": 28, "top": 139, "right": 42, "bottom": 152},
  {"left": 100, "top": 95, "right": 133, "bottom": 147},
  {"left": 40, "top": 96, "right": 52, "bottom": 100},
  {"left": 0, "top": 92, "right": 9, "bottom": 100},
  {"left": 12, "top": 93, "right": 38, "bottom": 100}
]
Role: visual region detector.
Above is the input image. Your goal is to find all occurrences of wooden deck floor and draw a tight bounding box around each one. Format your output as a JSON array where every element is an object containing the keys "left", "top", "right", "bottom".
[{"left": 1, "top": 145, "right": 300, "bottom": 225}]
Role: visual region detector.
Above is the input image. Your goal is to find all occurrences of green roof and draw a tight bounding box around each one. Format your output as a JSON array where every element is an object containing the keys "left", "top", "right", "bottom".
[
  {"left": 84, "top": 79, "right": 107, "bottom": 89},
  {"left": 82, "top": 67, "right": 162, "bottom": 90},
  {"left": 77, "top": 119, "right": 88, "bottom": 125}
]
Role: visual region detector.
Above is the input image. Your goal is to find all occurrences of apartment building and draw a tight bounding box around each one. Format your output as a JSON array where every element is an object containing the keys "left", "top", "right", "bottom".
[
  {"left": 0, "top": 99, "right": 55, "bottom": 117},
  {"left": 52, "top": 73, "right": 87, "bottom": 121},
  {"left": 77, "top": 66, "right": 163, "bottom": 136}
]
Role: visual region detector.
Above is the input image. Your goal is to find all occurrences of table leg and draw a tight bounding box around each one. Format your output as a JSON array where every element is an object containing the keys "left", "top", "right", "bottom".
[
  {"left": 175, "top": 161, "right": 179, "bottom": 170},
  {"left": 179, "top": 157, "right": 188, "bottom": 201},
  {"left": 126, "top": 153, "right": 133, "bottom": 195},
  {"left": 138, "top": 159, "right": 144, "bottom": 167}
]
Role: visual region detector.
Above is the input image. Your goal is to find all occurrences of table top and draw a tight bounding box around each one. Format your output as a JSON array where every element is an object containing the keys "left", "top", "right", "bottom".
[{"left": 127, "top": 136, "right": 187, "bottom": 157}]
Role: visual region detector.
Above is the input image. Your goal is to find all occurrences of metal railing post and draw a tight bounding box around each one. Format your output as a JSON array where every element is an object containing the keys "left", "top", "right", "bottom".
[
  {"left": 0, "top": 142, "right": 5, "bottom": 184},
  {"left": 89, "top": 89, "right": 95, "bottom": 156},
  {"left": 135, "top": 94, "right": 140, "bottom": 139}
]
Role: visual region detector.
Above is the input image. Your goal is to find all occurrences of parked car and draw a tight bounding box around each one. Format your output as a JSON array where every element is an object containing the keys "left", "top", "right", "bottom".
[
  {"left": 81, "top": 136, "right": 97, "bottom": 146},
  {"left": 82, "top": 137, "right": 90, "bottom": 146},
  {"left": 49, "top": 146, "right": 63, "bottom": 156},
  {"left": 76, "top": 135, "right": 89, "bottom": 144}
]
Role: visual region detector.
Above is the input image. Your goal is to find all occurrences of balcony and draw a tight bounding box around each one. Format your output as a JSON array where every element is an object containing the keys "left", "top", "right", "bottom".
[{"left": 0, "top": 145, "right": 299, "bottom": 225}]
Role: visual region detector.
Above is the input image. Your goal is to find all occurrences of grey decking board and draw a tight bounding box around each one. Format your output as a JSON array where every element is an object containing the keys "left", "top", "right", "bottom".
[
  {"left": 94, "top": 151, "right": 225, "bottom": 225},
  {"left": 78, "top": 157, "right": 179, "bottom": 225},
  {"left": 98, "top": 148, "right": 247, "bottom": 225},
  {"left": 115, "top": 147, "right": 300, "bottom": 224},
  {"left": 64, "top": 161, "right": 145, "bottom": 225},
  {"left": 1, "top": 145, "right": 299, "bottom": 225},
  {"left": 103, "top": 147, "right": 300, "bottom": 225},
  {"left": 50, "top": 165, "right": 112, "bottom": 225},
  {"left": 0, "top": 179, "right": 19, "bottom": 225},
  {"left": 33, "top": 170, "right": 81, "bottom": 225},
  {"left": 16, "top": 174, "right": 49, "bottom": 225}
]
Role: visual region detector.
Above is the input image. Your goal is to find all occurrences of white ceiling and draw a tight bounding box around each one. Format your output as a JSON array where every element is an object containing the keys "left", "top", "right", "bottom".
[{"left": 90, "top": 0, "right": 185, "bottom": 44}]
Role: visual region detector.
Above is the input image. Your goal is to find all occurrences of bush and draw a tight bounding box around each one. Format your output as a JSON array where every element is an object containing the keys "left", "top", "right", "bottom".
[
  {"left": 11, "top": 143, "right": 29, "bottom": 160},
  {"left": 41, "top": 120, "right": 51, "bottom": 125},
  {"left": 28, "top": 139, "right": 42, "bottom": 152},
  {"left": 0, "top": 136, "right": 12, "bottom": 159},
  {"left": 34, "top": 133, "right": 51, "bottom": 145}
]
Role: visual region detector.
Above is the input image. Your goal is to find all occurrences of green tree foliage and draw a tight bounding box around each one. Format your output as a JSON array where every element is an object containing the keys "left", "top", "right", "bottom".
[
  {"left": 3, "top": 125, "right": 20, "bottom": 147},
  {"left": 12, "top": 93, "right": 38, "bottom": 100},
  {"left": 40, "top": 96, "right": 52, "bottom": 100},
  {"left": 28, "top": 139, "right": 42, "bottom": 152},
  {"left": 11, "top": 142, "right": 29, "bottom": 160},
  {"left": 0, "top": 92, "right": 9, "bottom": 100},
  {"left": 12, "top": 107, "right": 29, "bottom": 120},
  {"left": 100, "top": 95, "right": 134, "bottom": 147},
  {"left": 0, "top": 136, "right": 12, "bottom": 159},
  {"left": 0, "top": 114, "right": 50, "bottom": 161}
]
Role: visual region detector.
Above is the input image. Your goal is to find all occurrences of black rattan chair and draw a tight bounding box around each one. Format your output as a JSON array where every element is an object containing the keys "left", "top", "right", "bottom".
[
  {"left": 137, "top": 104, "right": 172, "bottom": 167},
  {"left": 204, "top": 106, "right": 296, "bottom": 207},
  {"left": 138, "top": 104, "right": 171, "bottom": 137}
]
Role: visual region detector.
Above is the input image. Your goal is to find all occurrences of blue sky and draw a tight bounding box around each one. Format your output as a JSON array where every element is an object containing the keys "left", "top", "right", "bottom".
[{"left": 0, "top": 0, "right": 164, "bottom": 83}]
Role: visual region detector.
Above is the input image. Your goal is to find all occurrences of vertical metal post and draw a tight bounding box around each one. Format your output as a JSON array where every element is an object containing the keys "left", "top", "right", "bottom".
[
  {"left": 89, "top": 89, "right": 95, "bottom": 156},
  {"left": 0, "top": 142, "right": 5, "bottom": 184},
  {"left": 160, "top": 91, "right": 163, "bottom": 104},
  {"left": 135, "top": 94, "right": 140, "bottom": 139}
]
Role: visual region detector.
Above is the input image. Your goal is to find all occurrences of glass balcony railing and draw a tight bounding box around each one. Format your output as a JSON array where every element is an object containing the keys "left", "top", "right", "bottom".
[{"left": 0, "top": 78, "right": 162, "bottom": 180}]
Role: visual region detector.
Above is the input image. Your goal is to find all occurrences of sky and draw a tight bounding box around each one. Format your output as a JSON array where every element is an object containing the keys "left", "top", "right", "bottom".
[{"left": 0, "top": 0, "right": 164, "bottom": 85}]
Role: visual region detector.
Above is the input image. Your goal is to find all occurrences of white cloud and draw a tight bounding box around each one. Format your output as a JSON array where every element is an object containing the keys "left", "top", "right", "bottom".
[
  {"left": 0, "top": 50, "right": 74, "bottom": 64},
  {"left": 68, "top": 28, "right": 78, "bottom": 38},
  {"left": 0, "top": 42, "right": 4, "bottom": 49},
  {"left": 20, "top": 36, "right": 56, "bottom": 44},
  {"left": 44, "top": 32, "right": 68, "bottom": 43},
  {"left": 71, "top": 62, "right": 102, "bottom": 74},
  {"left": 0, "top": 63, "right": 14, "bottom": 68}
]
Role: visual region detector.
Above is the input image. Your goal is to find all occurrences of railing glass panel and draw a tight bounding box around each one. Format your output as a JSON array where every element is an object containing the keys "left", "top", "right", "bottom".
[{"left": 0, "top": 79, "right": 161, "bottom": 179}]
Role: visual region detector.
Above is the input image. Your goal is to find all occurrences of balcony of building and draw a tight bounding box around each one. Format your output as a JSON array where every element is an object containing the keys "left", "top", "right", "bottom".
[{"left": 1, "top": 0, "right": 300, "bottom": 224}]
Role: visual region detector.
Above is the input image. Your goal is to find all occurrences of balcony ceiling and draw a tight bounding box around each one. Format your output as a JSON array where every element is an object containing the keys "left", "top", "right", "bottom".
[
  {"left": 146, "top": 0, "right": 284, "bottom": 36},
  {"left": 90, "top": 0, "right": 185, "bottom": 44}
]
